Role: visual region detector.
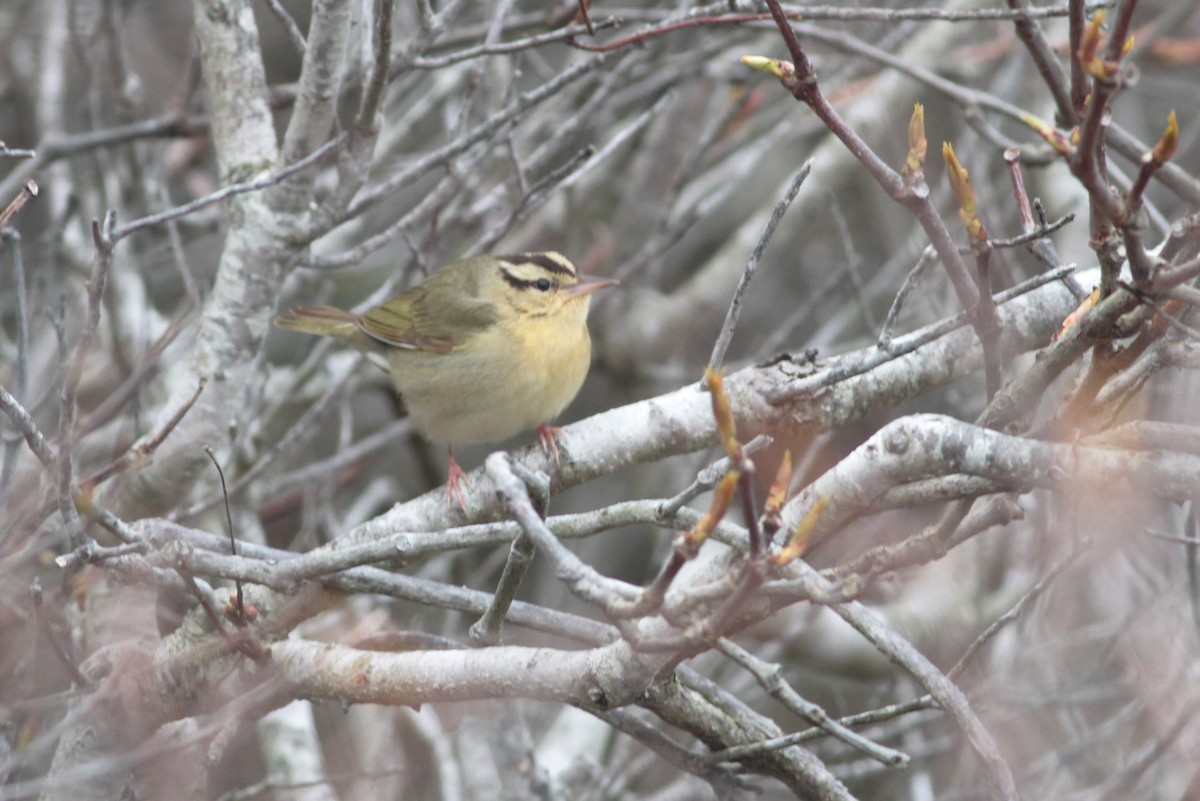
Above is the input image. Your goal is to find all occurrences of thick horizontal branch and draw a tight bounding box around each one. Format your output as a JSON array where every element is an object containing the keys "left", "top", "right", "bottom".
[
  {"left": 346, "top": 268, "right": 1090, "bottom": 541},
  {"left": 271, "top": 636, "right": 659, "bottom": 709},
  {"left": 780, "top": 412, "right": 1200, "bottom": 547}
]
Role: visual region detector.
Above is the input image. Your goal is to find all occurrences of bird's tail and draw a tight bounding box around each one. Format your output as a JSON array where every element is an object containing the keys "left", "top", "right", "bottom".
[{"left": 274, "top": 306, "right": 361, "bottom": 342}]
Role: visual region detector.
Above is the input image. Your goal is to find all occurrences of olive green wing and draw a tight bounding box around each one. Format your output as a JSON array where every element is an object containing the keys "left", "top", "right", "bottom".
[{"left": 358, "top": 271, "right": 498, "bottom": 354}]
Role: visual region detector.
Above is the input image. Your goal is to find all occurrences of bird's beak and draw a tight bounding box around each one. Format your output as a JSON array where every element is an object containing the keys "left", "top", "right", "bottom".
[{"left": 562, "top": 274, "right": 619, "bottom": 299}]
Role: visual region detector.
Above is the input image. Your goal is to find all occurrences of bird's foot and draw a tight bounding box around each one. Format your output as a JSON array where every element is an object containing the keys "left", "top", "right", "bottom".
[
  {"left": 537, "top": 424, "right": 564, "bottom": 465},
  {"left": 446, "top": 449, "right": 471, "bottom": 511}
]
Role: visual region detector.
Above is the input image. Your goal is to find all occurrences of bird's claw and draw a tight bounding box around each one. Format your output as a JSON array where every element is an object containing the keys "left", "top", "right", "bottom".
[
  {"left": 537, "top": 424, "right": 563, "bottom": 465},
  {"left": 446, "top": 450, "right": 471, "bottom": 511}
]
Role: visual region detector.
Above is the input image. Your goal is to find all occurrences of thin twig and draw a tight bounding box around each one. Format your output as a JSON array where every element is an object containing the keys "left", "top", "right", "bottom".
[
  {"left": 32, "top": 580, "right": 92, "bottom": 688},
  {"left": 0, "top": 384, "right": 56, "bottom": 471},
  {"left": 0, "top": 229, "right": 31, "bottom": 498},
  {"left": 716, "top": 638, "right": 909, "bottom": 768},
  {"left": 658, "top": 435, "right": 772, "bottom": 519},
  {"left": 262, "top": 0, "right": 307, "bottom": 54},
  {"left": 56, "top": 212, "right": 118, "bottom": 531},
  {"left": 354, "top": 0, "right": 393, "bottom": 139},
  {"left": 947, "top": 544, "right": 1085, "bottom": 680},
  {"left": 987, "top": 214, "right": 1075, "bottom": 249},
  {"left": 0, "top": 116, "right": 209, "bottom": 203},
  {"left": 205, "top": 447, "right": 246, "bottom": 624},
  {"left": 472, "top": 145, "right": 595, "bottom": 255},
  {"left": 176, "top": 355, "right": 364, "bottom": 520},
  {"left": 342, "top": 53, "right": 612, "bottom": 223},
  {"left": 110, "top": 137, "right": 343, "bottom": 242},
  {"left": 709, "top": 160, "right": 812, "bottom": 371},
  {"left": 82, "top": 378, "right": 207, "bottom": 489},
  {"left": 1120, "top": 283, "right": 1200, "bottom": 342},
  {"left": 878, "top": 246, "right": 937, "bottom": 351},
  {"left": 0, "top": 179, "right": 38, "bottom": 230},
  {"left": 410, "top": 21, "right": 614, "bottom": 68}
]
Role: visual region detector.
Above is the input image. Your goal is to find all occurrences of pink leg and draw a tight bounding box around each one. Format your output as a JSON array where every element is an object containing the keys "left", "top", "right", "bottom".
[
  {"left": 537, "top": 424, "right": 563, "bottom": 465},
  {"left": 446, "top": 446, "right": 470, "bottom": 510}
]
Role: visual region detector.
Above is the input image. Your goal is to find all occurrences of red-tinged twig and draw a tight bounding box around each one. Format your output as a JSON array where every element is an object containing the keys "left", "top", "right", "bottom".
[
  {"left": 1127, "top": 111, "right": 1178, "bottom": 207},
  {"left": 1005, "top": 147, "right": 1037, "bottom": 233},
  {"left": 1120, "top": 111, "right": 1178, "bottom": 282},
  {"left": 1001, "top": 147, "right": 1083, "bottom": 296},
  {"left": 737, "top": 467, "right": 764, "bottom": 560},
  {"left": 682, "top": 565, "right": 765, "bottom": 651},
  {"left": 707, "top": 367, "right": 765, "bottom": 557},
  {"left": 746, "top": 8, "right": 979, "bottom": 314},
  {"left": 782, "top": 13, "right": 1198, "bottom": 205},
  {"left": 1069, "top": 8, "right": 1139, "bottom": 294},
  {"left": 576, "top": 0, "right": 595, "bottom": 36},
  {"left": 1068, "top": 0, "right": 1088, "bottom": 115},
  {"left": 1103, "top": 1, "right": 1140, "bottom": 65},
  {"left": 0, "top": 179, "right": 38, "bottom": 230}
]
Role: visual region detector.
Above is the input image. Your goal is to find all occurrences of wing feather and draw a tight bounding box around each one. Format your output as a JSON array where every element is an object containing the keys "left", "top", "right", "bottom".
[{"left": 357, "top": 264, "right": 499, "bottom": 354}]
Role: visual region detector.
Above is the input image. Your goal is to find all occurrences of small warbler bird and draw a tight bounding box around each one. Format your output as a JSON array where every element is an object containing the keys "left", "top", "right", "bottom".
[{"left": 275, "top": 252, "right": 617, "bottom": 508}]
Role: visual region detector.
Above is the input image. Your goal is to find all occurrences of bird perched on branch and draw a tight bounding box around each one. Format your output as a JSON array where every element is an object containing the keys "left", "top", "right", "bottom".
[{"left": 276, "top": 252, "right": 618, "bottom": 509}]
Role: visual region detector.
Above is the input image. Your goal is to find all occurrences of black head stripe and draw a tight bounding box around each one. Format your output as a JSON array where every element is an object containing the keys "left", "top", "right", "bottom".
[
  {"left": 497, "top": 252, "right": 575, "bottom": 278},
  {"left": 500, "top": 268, "right": 533, "bottom": 291}
]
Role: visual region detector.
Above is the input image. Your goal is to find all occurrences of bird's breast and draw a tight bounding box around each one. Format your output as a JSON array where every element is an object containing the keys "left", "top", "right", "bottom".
[{"left": 386, "top": 313, "right": 593, "bottom": 445}]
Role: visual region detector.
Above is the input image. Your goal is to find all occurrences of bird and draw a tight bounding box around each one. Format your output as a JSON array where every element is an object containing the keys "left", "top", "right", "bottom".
[{"left": 275, "top": 252, "right": 618, "bottom": 508}]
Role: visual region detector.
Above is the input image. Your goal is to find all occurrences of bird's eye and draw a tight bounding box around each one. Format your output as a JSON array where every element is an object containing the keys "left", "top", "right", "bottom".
[{"left": 535, "top": 278, "right": 552, "bottom": 292}]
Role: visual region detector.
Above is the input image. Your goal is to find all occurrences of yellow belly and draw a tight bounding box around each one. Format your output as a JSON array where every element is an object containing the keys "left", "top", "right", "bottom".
[{"left": 386, "top": 318, "right": 592, "bottom": 446}]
